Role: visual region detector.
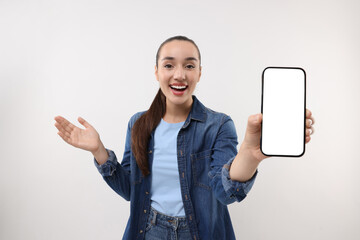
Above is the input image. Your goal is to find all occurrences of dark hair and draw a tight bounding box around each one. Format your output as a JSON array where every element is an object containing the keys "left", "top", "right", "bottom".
[
  {"left": 131, "top": 36, "right": 201, "bottom": 176},
  {"left": 155, "top": 35, "right": 201, "bottom": 68}
]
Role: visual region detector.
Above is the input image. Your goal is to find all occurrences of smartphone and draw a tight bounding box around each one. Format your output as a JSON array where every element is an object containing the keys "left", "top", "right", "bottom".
[{"left": 260, "top": 67, "right": 306, "bottom": 157}]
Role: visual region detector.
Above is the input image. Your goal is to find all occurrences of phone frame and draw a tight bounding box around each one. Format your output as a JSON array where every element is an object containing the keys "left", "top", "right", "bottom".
[{"left": 260, "top": 66, "right": 307, "bottom": 157}]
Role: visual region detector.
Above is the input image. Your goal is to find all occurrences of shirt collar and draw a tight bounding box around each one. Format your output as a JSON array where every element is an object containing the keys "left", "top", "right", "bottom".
[{"left": 182, "top": 95, "right": 207, "bottom": 128}]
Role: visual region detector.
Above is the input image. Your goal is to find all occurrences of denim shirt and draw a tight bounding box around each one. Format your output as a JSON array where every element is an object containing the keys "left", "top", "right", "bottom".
[{"left": 94, "top": 95, "right": 258, "bottom": 240}]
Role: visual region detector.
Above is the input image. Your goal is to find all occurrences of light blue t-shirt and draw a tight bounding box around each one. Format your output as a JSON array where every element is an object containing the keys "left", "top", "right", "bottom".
[{"left": 150, "top": 118, "right": 185, "bottom": 217}]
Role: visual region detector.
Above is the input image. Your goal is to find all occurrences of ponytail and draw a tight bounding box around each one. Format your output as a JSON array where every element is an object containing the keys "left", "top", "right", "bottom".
[{"left": 131, "top": 89, "right": 166, "bottom": 176}]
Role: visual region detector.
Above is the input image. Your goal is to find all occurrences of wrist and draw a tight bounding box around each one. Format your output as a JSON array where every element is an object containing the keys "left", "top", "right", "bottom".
[
  {"left": 238, "top": 143, "right": 262, "bottom": 164},
  {"left": 92, "top": 143, "right": 109, "bottom": 165},
  {"left": 240, "top": 142, "right": 268, "bottom": 163},
  {"left": 91, "top": 142, "right": 105, "bottom": 155},
  {"left": 229, "top": 145, "right": 261, "bottom": 182}
]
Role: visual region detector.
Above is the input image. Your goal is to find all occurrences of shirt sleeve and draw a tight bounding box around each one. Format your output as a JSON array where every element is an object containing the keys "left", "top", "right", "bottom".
[
  {"left": 92, "top": 113, "right": 138, "bottom": 201},
  {"left": 93, "top": 148, "right": 118, "bottom": 177},
  {"left": 208, "top": 114, "right": 258, "bottom": 205},
  {"left": 221, "top": 156, "right": 258, "bottom": 201}
]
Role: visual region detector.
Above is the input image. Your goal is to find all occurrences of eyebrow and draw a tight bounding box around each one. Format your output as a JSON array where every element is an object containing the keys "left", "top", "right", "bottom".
[{"left": 161, "top": 56, "right": 198, "bottom": 62}]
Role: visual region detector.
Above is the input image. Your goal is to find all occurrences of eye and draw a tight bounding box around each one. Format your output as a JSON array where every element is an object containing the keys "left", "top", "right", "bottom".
[
  {"left": 164, "top": 64, "right": 173, "bottom": 69},
  {"left": 186, "top": 64, "right": 195, "bottom": 69}
]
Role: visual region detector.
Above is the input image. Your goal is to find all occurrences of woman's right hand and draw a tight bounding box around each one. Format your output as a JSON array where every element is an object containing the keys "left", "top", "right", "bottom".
[{"left": 54, "top": 116, "right": 102, "bottom": 154}]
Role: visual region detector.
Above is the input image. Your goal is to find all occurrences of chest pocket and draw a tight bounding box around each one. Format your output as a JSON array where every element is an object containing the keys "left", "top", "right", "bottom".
[{"left": 191, "top": 149, "right": 213, "bottom": 191}]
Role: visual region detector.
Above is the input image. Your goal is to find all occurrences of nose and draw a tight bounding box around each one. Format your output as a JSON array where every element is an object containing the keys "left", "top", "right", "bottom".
[{"left": 173, "top": 67, "right": 185, "bottom": 81}]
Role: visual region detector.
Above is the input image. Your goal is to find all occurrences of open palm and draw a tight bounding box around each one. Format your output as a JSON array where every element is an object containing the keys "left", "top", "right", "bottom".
[{"left": 54, "top": 116, "right": 101, "bottom": 153}]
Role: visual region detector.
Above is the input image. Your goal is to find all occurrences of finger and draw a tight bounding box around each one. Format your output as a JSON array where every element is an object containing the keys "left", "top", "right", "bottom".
[
  {"left": 54, "top": 115, "right": 68, "bottom": 124},
  {"left": 305, "top": 126, "right": 315, "bottom": 136},
  {"left": 310, "top": 115, "right": 315, "bottom": 125},
  {"left": 54, "top": 121, "right": 68, "bottom": 134},
  {"left": 246, "top": 114, "right": 262, "bottom": 134},
  {"left": 305, "top": 111, "right": 315, "bottom": 125},
  {"left": 310, "top": 125, "right": 315, "bottom": 135},
  {"left": 306, "top": 119, "right": 315, "bottom": 127},
  {"left": 57, "top": 131, "right": 72, "bottom": 145},
  {"left": 54, "top": 122, "right": 71, "bottom": 138},
  {"left": 56, "top": 116, "right": 76, "bottom": 133},
  {"left": 54, "top": 115, "right": 64, "bottom": 121},
  {"left": 252, "top": 113, "right": 262, "bottom": 124},
  {"left": 305, "top": 136, "right": 311, "bottom": 144},
  {"left": 78, "top": 117, "right": 92, "bottom": 129}
]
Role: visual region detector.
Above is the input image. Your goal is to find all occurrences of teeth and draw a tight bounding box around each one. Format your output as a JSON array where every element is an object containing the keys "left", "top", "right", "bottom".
[{"left": 171, "top": 85, "right": 187, "bottom": 89}]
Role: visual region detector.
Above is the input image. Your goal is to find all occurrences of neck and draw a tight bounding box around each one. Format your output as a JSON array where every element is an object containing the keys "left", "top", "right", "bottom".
[{"left": 163, "top": 97, "right": 193, "bottom": 123}]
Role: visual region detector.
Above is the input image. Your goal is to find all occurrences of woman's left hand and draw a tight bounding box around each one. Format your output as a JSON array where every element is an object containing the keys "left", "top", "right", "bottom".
[{"left": 241, "top": 108, "right": 315, "bottom": 162}]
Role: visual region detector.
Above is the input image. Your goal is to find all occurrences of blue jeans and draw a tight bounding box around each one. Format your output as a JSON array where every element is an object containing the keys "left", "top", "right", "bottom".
[{"left": 144, "top": 206, "right": 192, "bottom": 240}]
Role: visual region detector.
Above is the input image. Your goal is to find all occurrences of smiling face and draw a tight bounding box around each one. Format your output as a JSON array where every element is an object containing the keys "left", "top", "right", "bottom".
[{"left": 155, "top": 40, "right": 202, "bottom": 109}]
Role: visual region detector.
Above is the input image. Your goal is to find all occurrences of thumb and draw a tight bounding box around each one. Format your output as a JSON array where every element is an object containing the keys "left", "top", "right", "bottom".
[
  {"left": 253, "top": 113, "right": 262, "bottom": 124},
  {"left": 246, "top": 114, "right": 262, "bottom": 133},
  {"left": 78, "top": 116, "right": 92, "bottom": 129}
]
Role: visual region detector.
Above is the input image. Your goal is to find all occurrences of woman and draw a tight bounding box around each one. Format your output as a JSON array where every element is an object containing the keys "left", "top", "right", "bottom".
[{"left": 54, "top": 36, "right": 315, "bottom": 240}]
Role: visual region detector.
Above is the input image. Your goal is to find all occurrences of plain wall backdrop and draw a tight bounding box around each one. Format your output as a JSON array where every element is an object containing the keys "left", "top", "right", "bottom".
[{"left": 1, "top": 0, "right": 359, "bottom": 239}]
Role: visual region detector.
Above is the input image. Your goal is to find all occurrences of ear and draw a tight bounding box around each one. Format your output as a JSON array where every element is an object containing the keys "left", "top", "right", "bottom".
[{"left": 155, "top": 65, "right": 159, "bottom": 82}]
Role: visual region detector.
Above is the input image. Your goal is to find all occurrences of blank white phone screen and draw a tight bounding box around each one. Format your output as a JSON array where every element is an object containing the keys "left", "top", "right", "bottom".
[{"left": 261, "top": 67, "right": 306, "bottom": 157}]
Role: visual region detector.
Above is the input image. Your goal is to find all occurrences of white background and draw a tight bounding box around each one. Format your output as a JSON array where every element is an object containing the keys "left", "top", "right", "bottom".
[{"left": 1, "top": 0, "right": 359, "bottom": 239}]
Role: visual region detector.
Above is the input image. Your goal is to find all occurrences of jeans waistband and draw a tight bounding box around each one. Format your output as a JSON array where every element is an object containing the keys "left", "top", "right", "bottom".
[{"left": 148, "top": 206, "right": 188, "bottom": 230}]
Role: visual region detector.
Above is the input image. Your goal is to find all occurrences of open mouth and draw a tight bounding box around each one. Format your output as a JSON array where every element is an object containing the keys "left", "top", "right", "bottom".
[{"left": 169, "top": 84, "right": 188, "bottom": 92}]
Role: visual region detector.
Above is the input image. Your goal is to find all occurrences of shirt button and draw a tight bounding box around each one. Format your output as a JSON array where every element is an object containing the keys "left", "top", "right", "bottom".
[
  {"left": 149, "top": 150, "right": 152, "bottom": 153},
  {"left": 237, "top": 188, "right": 239, "bottom": 192},
  {"left": 145, "top": 191, "right": 149, "bottom": 195},
  {"left": 144, "top": 210, "right": 147, "bottom": 213},
  {"left": 139, "top": 230, "right": 143, "bottom": 233},
  {"left": 185, "top": 194, "right": 188, "bottom": 200}
]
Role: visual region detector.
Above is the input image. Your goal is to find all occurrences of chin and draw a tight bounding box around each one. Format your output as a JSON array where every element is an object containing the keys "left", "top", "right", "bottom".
[{"left": 166, "top": 94, "right": 192, "bottom": 106}]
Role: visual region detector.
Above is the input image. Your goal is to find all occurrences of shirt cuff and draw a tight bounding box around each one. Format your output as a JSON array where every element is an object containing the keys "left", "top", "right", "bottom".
[
  {"left": 221, "top": 156, "right": 258, "bottom": 201},
  {"left": 93, "top": 148, "right": 118, "bottom": 177}
]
